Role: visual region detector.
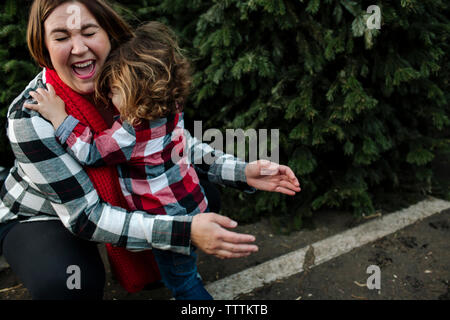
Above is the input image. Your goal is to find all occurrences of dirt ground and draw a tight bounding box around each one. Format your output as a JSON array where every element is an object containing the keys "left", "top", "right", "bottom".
[
  {"left": 1, "top": 201, "right": 448, "bottom": 300},
  {"left": 237, "top": 208, "right": 450, "bottom": 300},
  {"left": 0, "top": 205, "right": 362, "bottom": 300}
]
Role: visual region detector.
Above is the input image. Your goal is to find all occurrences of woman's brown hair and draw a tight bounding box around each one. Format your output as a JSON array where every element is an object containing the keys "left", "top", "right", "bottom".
[
  {"left": 27, "top": 0, "right": 134, "bottom": 69},
  {"left": 95, "top": 21, "right": 191, "bottom": 125}
]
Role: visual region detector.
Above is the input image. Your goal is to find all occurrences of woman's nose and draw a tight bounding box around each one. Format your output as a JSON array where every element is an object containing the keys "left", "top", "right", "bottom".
[{"left": 71, "top": 36, "right": 88, "bottom": 55}]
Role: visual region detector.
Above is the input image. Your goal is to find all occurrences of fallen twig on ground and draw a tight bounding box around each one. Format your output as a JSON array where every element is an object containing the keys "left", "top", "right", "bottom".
[{"left": 0, "top": 283, "right": 23, "bottom": 293}]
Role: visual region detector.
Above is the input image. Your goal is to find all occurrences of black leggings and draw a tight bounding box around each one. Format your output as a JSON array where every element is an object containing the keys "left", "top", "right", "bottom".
[
  {"left": 1, "top": 179, "right": 221, "bottom": 300},
  {"left": 2, "top": 220, "right": 106, "bottom": 300}
]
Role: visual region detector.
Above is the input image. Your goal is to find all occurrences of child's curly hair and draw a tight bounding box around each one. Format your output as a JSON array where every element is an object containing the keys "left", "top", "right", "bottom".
[{"left": 95, "top": 21, "right": 191, "bottom": 125}]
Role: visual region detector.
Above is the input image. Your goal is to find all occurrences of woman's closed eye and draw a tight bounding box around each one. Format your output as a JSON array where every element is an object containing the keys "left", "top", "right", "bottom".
[
  {"left": 55, "top": 33, "right": 94, "bottom": 41},
  {"left": 53, "top": 28, "right": 97, "bottom": 42},
  {"left": 54, "top": 36, "right": 69, "bottom": 42},
  {"left": 82, "top": 26, "right": 99, "bottom": 38}
]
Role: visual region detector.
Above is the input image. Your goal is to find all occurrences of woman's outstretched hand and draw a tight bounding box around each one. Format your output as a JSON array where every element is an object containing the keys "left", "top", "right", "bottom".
[
  {"left": 191, "top": 213, "right": 258, "bottom": 259},
  {"left": 245, "top": 160, "right": 301, "bottom": 196}
]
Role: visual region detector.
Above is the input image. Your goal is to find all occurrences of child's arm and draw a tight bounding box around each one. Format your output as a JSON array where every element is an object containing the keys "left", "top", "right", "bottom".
[
  {"left": 178, "top": 120, "right": 300, "bottom": 196},
  {"left": 56, "top": 117, "right": 136, "bottom": 167},
  {"left": 24, "top": 84, "right": 135, "bottom": 167}
]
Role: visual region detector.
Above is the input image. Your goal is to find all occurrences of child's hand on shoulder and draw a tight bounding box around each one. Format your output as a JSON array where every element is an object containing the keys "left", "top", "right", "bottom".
[
  {"left": 24, "top": 83, "right": 68, "bottom": 130},
  {"left": 245, "top": 160, "right": 301, "bottom": 196}
]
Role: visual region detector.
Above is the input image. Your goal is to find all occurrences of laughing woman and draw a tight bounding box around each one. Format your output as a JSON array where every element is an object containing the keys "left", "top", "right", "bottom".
[{"left": 0, "top": 0, "right": 300, "bottom": 300}]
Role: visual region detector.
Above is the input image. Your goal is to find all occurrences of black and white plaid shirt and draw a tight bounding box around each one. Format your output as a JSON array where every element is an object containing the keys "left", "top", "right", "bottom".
[{"left": 0, "top": 70, "right": 251, "bottom": 255}]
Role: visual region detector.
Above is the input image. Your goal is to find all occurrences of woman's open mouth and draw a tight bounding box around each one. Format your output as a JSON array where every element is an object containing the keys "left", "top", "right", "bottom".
[{"left": 71, "top": 60, "right": 96, "bottom": 80}]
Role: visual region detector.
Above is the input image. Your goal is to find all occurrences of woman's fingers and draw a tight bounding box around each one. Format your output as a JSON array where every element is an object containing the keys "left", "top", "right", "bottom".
[
  {"left": 212, "top": 214, "right": 258, "bottom": 248},
  {"left": 211, "top": 226, "right": 258, "bottom": 259},
  {"left": 211, "top": 214, "right": 257, "bottom": 243},
  {"left": 218, "top": 230, "right": 258, "bottom": 252},
  {"left": 214, "top": 242, "right": 258, "bottom": 259},
  {"left": 210, "top": 213, "right": 239, "bottom": 229},
  {"left": 219, "top": 240, "right": 258, "bottom": 254},
  {"left": 217, "top": 224, "right": 256, "bottom": 243},
  {"left": 191, "top": 213, "right": 259, "bottom": 259}
]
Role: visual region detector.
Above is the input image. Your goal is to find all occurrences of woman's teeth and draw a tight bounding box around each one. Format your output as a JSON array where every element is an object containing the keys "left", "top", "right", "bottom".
[
  {"left": 73, "top": 61, "right": 94, "bottom": 68},
  {"left": 72, "top": 61, "right": 96, "bottom": 77}
]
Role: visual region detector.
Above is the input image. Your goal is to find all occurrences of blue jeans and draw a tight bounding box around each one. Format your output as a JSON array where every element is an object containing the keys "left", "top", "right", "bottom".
[
  {"left": 152, "top": 248, "right": 213, "bottom": 300},
  {"left": 151, "top": 183, "right": 217, "bottom": 300}
]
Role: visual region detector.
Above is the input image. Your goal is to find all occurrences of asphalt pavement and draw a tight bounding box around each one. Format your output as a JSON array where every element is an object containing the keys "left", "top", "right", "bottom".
[{"left": 1, "top": 197, "right": 448, "bottom": 300}]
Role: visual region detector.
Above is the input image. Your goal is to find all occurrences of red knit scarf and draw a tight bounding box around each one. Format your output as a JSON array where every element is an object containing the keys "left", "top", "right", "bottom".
[
  {"left": 45, "top": 68, "right": 161, "bottom": 293},
  {"left": 45, "top": 69, "right": 127, "bottom": 208}
]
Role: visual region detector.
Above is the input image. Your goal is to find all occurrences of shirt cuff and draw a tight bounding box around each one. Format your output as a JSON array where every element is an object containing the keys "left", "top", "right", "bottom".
[
  {"left": 55, "top": 115, "right": 79, "bottom": 144},
  {"left": 152, "top": 215, "right": 194, "bottom": 256}
]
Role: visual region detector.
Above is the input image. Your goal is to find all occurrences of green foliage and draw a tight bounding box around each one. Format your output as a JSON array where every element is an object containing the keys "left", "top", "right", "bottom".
[
  {"left": 0, "top": 0, "right": 40, "bottom": 166},
  {"left": 1, "top": 1, "right": 449, "bottom": 221}
]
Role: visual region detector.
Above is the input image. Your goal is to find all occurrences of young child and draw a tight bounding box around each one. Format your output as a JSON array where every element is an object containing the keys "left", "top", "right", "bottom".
[
  {"left": 26, "top": 21, "right": 212, "bottom": 300},
  {"left": 25, "top": 21, "right": 301, "bottom": 299}
]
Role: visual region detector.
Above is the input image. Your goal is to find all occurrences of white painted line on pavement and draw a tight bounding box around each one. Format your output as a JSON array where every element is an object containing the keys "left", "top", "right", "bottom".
[{"left": 205, "top": 197, "right": 450, "bottom": 300}]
